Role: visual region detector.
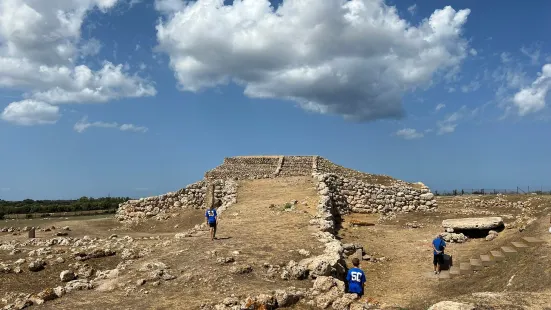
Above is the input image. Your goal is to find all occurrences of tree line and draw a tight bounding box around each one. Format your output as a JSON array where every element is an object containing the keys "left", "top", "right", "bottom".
[{"left": 0, "top": 196, "right": 131, "bottom": 219}]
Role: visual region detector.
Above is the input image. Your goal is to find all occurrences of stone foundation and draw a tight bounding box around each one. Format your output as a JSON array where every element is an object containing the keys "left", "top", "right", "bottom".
[{"left": 117, "top": 155, "right": 436, "bottom": 223}]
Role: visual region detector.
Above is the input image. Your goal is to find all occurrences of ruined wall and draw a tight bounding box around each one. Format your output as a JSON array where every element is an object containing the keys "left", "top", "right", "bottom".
[
  {"left": 205, "top": 156, "right": 281, "bottom": 180},
  {"left": 115, "top": 179, "right": 237, "bottom": 223},
  {"left": 313, "top": 173, "right": 437, "bottom": 215}
]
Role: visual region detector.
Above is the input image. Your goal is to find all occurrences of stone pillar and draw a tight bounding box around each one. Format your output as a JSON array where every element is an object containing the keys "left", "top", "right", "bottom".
[
  {"left": 205, "top": 182, "right": 215, "bottom": 209},
  {"left": 28, "top": 227, "right": 35, "bottom": 239}
]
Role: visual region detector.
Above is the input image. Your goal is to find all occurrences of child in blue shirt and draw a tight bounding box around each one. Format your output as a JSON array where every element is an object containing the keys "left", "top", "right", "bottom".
[
  {"left": 205, "top": 202, "right": 218, "bottom": 241},
  {"left": 346, "top": 257, "right": 366, "bottom": 297},
  {"left": 432, "top": 234, "right": 446, "bottom": 274}
]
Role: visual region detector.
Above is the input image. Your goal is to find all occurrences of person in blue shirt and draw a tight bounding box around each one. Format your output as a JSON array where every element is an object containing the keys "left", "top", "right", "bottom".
[
  {"left": 432, "top": 234, "right": 446, "bottom": 275},
  {"left": 205, "top": 201, "right": 218, "bottom": 241},
  {"left": 346, "top": 257, "right": 366, "bottom": 297}
]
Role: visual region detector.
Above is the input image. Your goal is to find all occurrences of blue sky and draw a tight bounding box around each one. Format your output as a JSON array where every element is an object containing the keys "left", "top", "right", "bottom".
[{"left": 1, "top": 0, "right": 551, "bottom": 200}]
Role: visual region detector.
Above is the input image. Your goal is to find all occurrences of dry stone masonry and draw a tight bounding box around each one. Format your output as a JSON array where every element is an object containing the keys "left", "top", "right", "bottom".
[
  {"left": 315, "top": 173, "right": 437, "bottom": 215},
  {"left": 116, "top": 155, "right": 436, "bottom": 223},
  {"left": 116, "top": 179, "right": 237, "bottom": 223}
]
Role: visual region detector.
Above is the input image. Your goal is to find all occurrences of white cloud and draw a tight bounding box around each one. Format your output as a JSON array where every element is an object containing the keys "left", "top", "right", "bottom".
[
  {"left": 500, "top": 52, "right": 512, "bottom": 63},
  {"left": 436, "top": 105, "right": 476, "bottom": 135},
  {"left": 80, "top": 38, "right": 103, "bottom": 58},
  {"left": 120, "top": 123, "right": 148, "bottom": 133},
  {"left": 154, "top": 0, "right": 185, "bottom": 14},
  {"left": 512, "top": 64, "right": 551, "bottom": 116},
  {"left": 461, "top": 80, "right": 481, "bottom": 93},
  {"left": 469, "top": 48, "right": 477, "bottom": 56},
  {"left": 520, "top": 44, "right": 541, "bottom": 66},
  {"left": 74, "top": 116, "right": 148, "bottom": 133},
  {"left": 395, "top": 128, "right": 424, "bottom": 140},
  {"left": 407, "top": 4, "right": 417, "bottom": 15},
  {"left": 435, "top": 103, "right": 446, "bottom": 111},
  {"left": 0, "top": 0, "right": 156, "bottom": 125},
  {"left": 156, "top": 0, "right": 471, "bottom": 122},
  {"left": 437, "top": 123, "right": 456, "bottom": 135},
  {"left": 1, "top": 99, "right": 60, "bottom": 125}
]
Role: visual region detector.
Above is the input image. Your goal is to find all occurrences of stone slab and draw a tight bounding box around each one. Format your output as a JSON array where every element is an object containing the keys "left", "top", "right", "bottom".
[
  {"left": 442, "top": 217, "right": 504, "bottom": 230},
  {"left": 470, "top": 259, "right": 483, "bottom": 270},
  {"left": 459, "top": 263, "right": 472, "bottom": 274},
  {"left": 480, "top": 254, "right": 495, "bottom": 266},
  {"left": 511, "top": 241, "right": 529, "bottom": 249},
  {"left": 490, "top": 250, "right": 505, "bottom": 261},
  {"left": 501, "top": 246, "right": 517, "bottom": 256},
  {"left": 522, "top": 237, "right": 545, "bottom": 244}
]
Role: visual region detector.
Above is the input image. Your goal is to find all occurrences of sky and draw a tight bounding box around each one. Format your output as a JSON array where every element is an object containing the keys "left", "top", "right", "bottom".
[{"left": 1, "top": 0, "right": 551, "bottom": 200}]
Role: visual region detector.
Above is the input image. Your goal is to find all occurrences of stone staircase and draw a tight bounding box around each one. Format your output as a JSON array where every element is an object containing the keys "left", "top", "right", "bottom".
[
  {"left": 434, "top": 236, "right": 546, "bottom": 280},
  {"left": 278, "top": 156, "right": 315, "bottom": 177}
]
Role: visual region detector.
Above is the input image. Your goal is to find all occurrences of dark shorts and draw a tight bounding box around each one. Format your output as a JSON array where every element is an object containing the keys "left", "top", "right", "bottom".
[
  {"left": 208, "top": 222, "right": 217, "bottom": 228},
  {"left": 433, "top": 253, "right": 444, "bottom": 265}
]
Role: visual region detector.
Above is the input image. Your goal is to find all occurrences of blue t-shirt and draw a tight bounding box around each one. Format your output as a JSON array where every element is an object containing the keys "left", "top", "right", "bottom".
[
  {"left": 346, "top": 267, "right": 366, "bottom": 294},
  {"left": 205, "top": 209, "right": 217, "bottom": 223},
  {"left": 433, "top": 237, "right": 446, "bottom": 255}
]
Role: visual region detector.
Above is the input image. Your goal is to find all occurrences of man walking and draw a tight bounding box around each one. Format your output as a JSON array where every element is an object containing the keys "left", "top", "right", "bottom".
[
  {"left": 432, "top": 234, "right": 446, "bottom": 275},
  {"left": 346, "top": 258, "right": 366, "bottom": 297},
  {"left": 205, "top": 201, "right": 218, "bottom": 241}
]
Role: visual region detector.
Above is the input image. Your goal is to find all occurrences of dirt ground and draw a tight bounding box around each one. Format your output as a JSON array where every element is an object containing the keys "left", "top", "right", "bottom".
[
  {"left": 19, "top": 177, "right": 323, "bottom": 310},
  {"left": 2, "top": 184, "right": 551, "bottom": 310},
  {"left": 337, "top": 194, "right": 551, "bottom": 309}
]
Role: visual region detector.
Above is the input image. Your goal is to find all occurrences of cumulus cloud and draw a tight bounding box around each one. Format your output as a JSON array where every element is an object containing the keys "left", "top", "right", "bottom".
[
  {"left": 0, "top": 0, "right": 156, "bottom": 124},
  {"left": 513, "top": 64, "right": 551, "bottom": 116},
  {"left": 156, "top": 0, "right": 471, "bottom": 122},
  {"left": 74, "top": 116, "right": 148, "bottom": 133},
  {"left": 1, "top": 100, "right": 60, "bottom": 125},
  {"left": 395, "top": 128, "right": 424, "bottom": 140}
]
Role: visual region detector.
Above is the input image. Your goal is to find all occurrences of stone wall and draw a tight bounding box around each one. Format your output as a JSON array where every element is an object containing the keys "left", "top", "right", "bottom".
[
  {"left": 313, "top": 173, "right": 437, "bottom": 215},
  {"left": 115, "top": 179, "right": 237, "bottom": 223},
  {"left": 316, "top": 157, "right": 406, "bottom": 187},
  {"left": 278, "top": 156, "right": 314, "bottom": 177},
  {"left": 205, "top": 156, "right": 280, "bottom": 180}
]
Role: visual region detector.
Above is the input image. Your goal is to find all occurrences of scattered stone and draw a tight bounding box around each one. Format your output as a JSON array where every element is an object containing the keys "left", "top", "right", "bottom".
[
  {"left": 440, "top": 232, "right": 468, "bottom": 243},
  {"left": 298, "top": 249, "right": 311, "bottom": 257},
  {"left": 486, "top": 230, "right": 499, "bottom": 241},
  {"left": 216, "top": 257, "right": 235, "bottom": 264},
  {"left": 60, "top": 270, "right": 76, "bottom": 282},
  {"left": 230, "top": 265, "right": 253, "bottom": 274},
  {"left": 28, "top": 259, "right": 46, "bottom": 272},
  {"left": 136, "top": 279, "right": 146, "bottom": 286}
]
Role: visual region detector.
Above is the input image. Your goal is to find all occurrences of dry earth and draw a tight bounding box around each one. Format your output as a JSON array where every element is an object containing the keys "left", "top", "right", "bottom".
[{"left": 1, "top": 180, "right": 551, "bottom": 310}]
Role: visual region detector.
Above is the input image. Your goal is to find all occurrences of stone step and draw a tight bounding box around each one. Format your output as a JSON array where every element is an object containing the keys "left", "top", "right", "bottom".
[
  {"left": 511, "top": 241, "right": 529, "bottom": 250},
  {"left": 490, "top": 250, "right": 505, "bottom": 261},
  {"left": 501, "top": 246, "right": 517, "bottom": 257},
  {"left": 449, "top": 268, "right": 462, "bottom": 278},
  {"left": 459, "top": 262, "right": 473, "bottom": 274},
  {"left": 522, "top": 237, "right": 545, "bottom": 244},
  {"left": 469, "top": 259, "right": 483, "bottom": 271},
  {"left": 480, "top": 254, "right": 495, "bottom": 267},
  {"left": 438, "top": 271, "right": 451, "bottom": 280}
]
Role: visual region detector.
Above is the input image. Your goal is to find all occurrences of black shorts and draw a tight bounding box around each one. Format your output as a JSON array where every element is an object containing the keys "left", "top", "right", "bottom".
[
  {"left": 433, "top": 253, "right": 444, "bottom": 265},
  {"left": 208, "top": 222, "right": 217, "bottom": 228}
]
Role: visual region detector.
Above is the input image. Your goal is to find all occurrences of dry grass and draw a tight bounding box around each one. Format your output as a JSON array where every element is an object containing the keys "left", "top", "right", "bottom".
[{"left": 31, "top": 177, "right": 323, "bottom": 310}]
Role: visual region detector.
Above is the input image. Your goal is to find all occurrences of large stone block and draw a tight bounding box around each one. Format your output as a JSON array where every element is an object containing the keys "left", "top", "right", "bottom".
[{"left": 442, "top": 217, "right": 504, "bottom": 230}]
